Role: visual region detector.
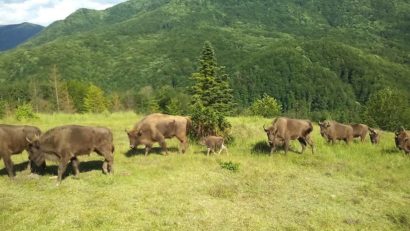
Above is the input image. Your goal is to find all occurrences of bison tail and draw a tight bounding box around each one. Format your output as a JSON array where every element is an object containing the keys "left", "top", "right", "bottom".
[
  {"left": 186, "top": 116, "right": 192, "bottom": 134},
  {"left": 303, "top": 121, "right": 314, "bottom": 137},
  {"left": 111, "top": 144, "right": 115, "bottom": 153}
]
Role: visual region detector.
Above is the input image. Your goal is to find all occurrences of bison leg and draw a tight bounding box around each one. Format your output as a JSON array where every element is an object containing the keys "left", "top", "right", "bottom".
[
  {"left": 306, "top": 136, "right": 315, "bottom": 154},
  {"left": 207, "top": 147, "right": 211, "bottom": 156},
  {"left": 71, "top": 157, "right": 80, "bottom": 177},
  {"left": 270, "top": 144, "right": 276, "bottom": 155},
  {"left": 177, "top": 138, "right": 188, "bottom": 154},
  {"left": 2, "top": 154, "right": 15, "bottom": 178},
  {"left": 144, "top": 145, "right": 152, "bottom": 156},
  {"left": 102, "top": 154, "right": 114, "bottom": 174},
  {"left": 284, "top": 139, "right": 290, "bottom": 155},
  {"left": 57, "top": 157, "right": 70, "bottom": 184},
  {"left": 159, "top": 140, "right": 168, "bottom": 155},
  {"left": 218, "top": 144, "right": 228, "bottom": 155},
  {"left": 298, "top": 137, "right": 307, "bottom": 154}
]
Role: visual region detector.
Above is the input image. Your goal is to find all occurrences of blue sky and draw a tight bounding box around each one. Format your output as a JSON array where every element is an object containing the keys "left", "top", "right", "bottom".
[{"left": 0, "top": 0, "right": 127, "bottom": 26}]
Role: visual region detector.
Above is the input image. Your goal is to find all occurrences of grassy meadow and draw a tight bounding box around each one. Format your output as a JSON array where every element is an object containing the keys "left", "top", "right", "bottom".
[{"left": 0, "top": 112, "right": 409, "bottom": 230}]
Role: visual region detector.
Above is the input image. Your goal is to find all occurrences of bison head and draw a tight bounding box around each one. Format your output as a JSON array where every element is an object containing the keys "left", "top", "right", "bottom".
[
  {"left": 263, "top": 125, "right": 277, "bottom": 146},
  {"left": 395, "top": 128, "right": 408, "bottom": 150},
  {"left": 126, "top": 129, "right": 141, "bottom": 149},
  {"left": 318, "top": 121, "right": 331, "bottom": 138},
  {"left": 369, "top": 128, "right": 379, "bottom": 144},
  {"left": 26, "top": 135, "right": 46, "bottom": 166}
]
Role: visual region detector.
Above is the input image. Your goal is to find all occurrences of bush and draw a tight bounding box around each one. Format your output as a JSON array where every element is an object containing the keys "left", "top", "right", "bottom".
[
  {"left": 0, "top": 100, "right": 6, "bottom": 119},
  {"left": 365, "top": 88, "right": 410, "bottom": 131},
  {"left": 250, "top": 94, "right": 282, "bottom": 118},
  {"left": 219, "top": 161, "right": 240, "bottom": 172},
  {"left": 15, "top": 103, "right": 38, "bottom": 121},
  {"left": 190, "top": 103, "right": 232, "bottom": 141}
]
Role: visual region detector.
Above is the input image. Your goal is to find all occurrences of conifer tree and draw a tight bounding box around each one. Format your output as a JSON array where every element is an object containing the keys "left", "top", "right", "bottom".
[
  {"left": 191, "top": 41, "right": 234, "bottom": 115},
  {"left": 189, "top": 41, "right": 234, "bottom": 139}
]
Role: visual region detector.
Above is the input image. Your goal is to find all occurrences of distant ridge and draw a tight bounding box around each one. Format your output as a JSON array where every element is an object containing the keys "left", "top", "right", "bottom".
[{"left": 0, "top": 22, "right": 44, "bottom": 51}]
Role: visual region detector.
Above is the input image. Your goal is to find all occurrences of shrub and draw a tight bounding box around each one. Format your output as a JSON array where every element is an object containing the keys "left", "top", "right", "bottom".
[
  {"left": 0, "top": 100, "right": 6, "bottom": 119},
  {"left": 250, "top": 94, "right": 282, "bottom": 118},
  {"left": 190, "top": 103, "right": 232, "bottom": 141},
  {"left": 219, "top": 161, "right": 240, "bottom": 172},
  {"left": 365, "top": 88, "right": 410, "bottom": 131},
  {"left": 15, "top": 103, "right": 38, "bottom": 121}
]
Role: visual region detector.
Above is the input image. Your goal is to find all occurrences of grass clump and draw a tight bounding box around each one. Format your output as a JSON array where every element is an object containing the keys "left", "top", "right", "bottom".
[{"left": 219, "top": 161, "right": 240, "bottom": 172}]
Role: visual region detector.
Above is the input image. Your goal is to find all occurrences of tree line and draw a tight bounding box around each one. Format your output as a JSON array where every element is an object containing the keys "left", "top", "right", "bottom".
[{"left": 1, "top": 41, "right": 409, "bottom": 132}]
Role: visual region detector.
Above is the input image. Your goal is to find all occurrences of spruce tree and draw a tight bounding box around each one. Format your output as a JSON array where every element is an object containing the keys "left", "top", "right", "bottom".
[
  {"left": 190, "top": 41, "right": 234, "bottom": 139},
  {"left": 191, "top": 41, "right": 234, "bottom": 115}
]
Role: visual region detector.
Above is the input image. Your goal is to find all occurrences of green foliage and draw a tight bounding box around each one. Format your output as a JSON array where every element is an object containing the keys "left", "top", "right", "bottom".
[
  {"left": 191, "top": 41, "right": 235, "bottom": 115},
  {"left": 67, "top": 80, "right": 89, "bottom": 113},
  {"left": 365, "top": 88, "right": 410, "bottom": 131},
  {"left": 219, "top": 161, "right": 240, "bottom": 172},
  {"left": 190, "top": 102, "right": 232, "bottom": 140},
  {"left": 15, "top": 103, "right": 38, "bottom": 121},
  {"left": 250, "top": 94, "right": 282, "bottom": 118},
  {"left": 0, "top": 100, "right": 6, "bottom": 118},
  {"left": 190, "top": 41, "right": 233, "bottom": 139},
  {"left": 83, "top": 84, "right": 108, "bottom": 113},
  {"left": 0, "top": 0, "right": 409, "bottom": 120}
]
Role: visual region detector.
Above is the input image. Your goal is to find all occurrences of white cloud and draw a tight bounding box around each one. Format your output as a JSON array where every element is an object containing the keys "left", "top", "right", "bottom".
[{"left": 0, "top": 0, "right": 127, "bottom": 26}]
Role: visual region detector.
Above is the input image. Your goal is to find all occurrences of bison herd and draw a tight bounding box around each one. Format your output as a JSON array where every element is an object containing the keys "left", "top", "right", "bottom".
[{"left": 0, "top": 113, "right": 409, "bottom": 184}]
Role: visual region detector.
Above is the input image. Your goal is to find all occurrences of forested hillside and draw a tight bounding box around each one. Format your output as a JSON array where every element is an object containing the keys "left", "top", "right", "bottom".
[
  {"left": 0, "top": 23, "right": 43, "bottom": 51},
  {"left": 0, "top": 0, "right": 409, "bottom": 123}
]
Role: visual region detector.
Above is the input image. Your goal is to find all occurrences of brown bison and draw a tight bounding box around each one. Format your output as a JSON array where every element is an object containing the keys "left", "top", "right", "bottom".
[
  {"left": 395, "top": 128, "right": 410, "bottom": 154},
  {"left": 0, "top": 124, "right": 42, "bottom": 177},
  {"left": 264, "top": 117, "right": 314, "bottom": 155},
  {"left": 350, "top": 124, "right": 369, "bottom": 142},
  {"left": 27, "top": 125, "right": 114, "bottom": 183},
  {"left": 368, "top": 128, "right": 380, "bottom": 144},
  {"left": 126, "top": 113, "right": 191, "bottom": 156},
  {"left": 200, "top": 136, "right": 228, "bottom": 156},
  {"left": 319, "top": 121, "right": 353, "bottom": 144}
]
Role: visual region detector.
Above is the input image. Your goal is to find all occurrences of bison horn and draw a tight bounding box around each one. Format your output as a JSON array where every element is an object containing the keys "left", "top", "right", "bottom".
[
  {"left": 26, "top": 137, "right": 33, "bottom": 144},
  {"left": 401, "top": 126, "right": 406, "bottom": 131},
  {"left": 263, "top": 125, "right": 268, "bottom": 132}
]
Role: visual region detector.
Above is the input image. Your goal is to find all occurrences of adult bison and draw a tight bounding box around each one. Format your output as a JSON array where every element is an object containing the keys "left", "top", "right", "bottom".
[
  {"left": 126, "top": 113, "right": 191, "bottom": 156},
  {"left": 350, "top": 124, "right": 369, "bottom": 142},
  {"left": 319, "top": 121, "right": 353, "bottom": 144},
  {"left": 395, "top": 128, "right": 410, "bottom": 154},
  {"left": 27, "top": 125, "right": 114, "bottom": 183},
  {"left": 368, "top": 128, "right": 380, "bottom": 144},
  {"left": 263, "top": 117, "right": 314, "bottom": 155},
  {"left": 0, "top": 124, "right": 42, "bottom": 177}
]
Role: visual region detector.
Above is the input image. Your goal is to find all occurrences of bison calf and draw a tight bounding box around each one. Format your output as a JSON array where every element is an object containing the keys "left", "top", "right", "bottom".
[{"left": 200, "top": 136, "right": 228, "bottom": 156}]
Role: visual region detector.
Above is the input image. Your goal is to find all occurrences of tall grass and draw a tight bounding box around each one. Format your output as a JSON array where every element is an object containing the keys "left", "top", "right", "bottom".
[{"left": 0, "top": 112, "right": 409, "bottom": 230}]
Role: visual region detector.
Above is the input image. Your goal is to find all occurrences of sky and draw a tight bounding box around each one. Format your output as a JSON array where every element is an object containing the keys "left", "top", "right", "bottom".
[{"left": 0, "top": 0, "right": 128, "bottom": 26}]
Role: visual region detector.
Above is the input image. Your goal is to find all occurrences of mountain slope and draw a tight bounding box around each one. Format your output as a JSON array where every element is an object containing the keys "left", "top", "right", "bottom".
[
  {"left": 0, "top": 23, "right": 43, "bottom": 51},
  {"left": 0, "top": 0, "right": 409, "bottom": 116}
]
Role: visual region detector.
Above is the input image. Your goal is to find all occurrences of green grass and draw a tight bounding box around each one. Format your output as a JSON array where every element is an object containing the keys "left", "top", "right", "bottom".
[{"left": 0, "top": 112, "right": 409, "bottom": 230}]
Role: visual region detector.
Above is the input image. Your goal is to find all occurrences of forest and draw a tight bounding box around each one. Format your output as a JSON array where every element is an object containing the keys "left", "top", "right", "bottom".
[{"left": 0, "top": 0, "right": 409, "bottom": 129}]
